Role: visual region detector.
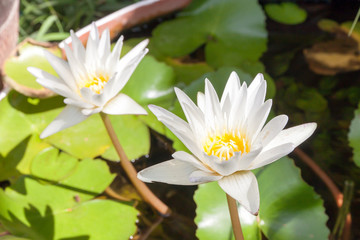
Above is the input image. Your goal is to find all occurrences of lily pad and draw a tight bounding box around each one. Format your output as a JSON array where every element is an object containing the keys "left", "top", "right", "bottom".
[
  {"left": 195, "top": 157, "right": 329, "bottom": 240},
  {"left": 348, "top": 103, "right": 360, "bottom": 167},
  {"left": 30, "top": 147, "right": 78, "bottom": 182},
  {"left": 167, "top": 59, "right": 214, "bottom": 85},
  {"left": 3, "top": 41, "right": 61, "bottom": 98},
  {"left": 122, "top": 55, "right": 176, "bottom": 106},
  {"left": 151, "top": 0, "right": 267, "bottom": 68},
  {"left": 0, "top": 173, "right": 136, "bottom": 240},
  {"left": 101, "top": 115, "right": 150, "bottom": 161},
  {"left": 265, "top": 3, "right": 307, "bottom": 25}
]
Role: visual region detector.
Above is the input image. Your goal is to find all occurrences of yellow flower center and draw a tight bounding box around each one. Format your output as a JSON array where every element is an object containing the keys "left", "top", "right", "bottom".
[
  {"left": 203, "top": 130, "right": 250, "bottom": 161},
  {"left": 82, "top": 74, "right": 109, "bottom": 94}
]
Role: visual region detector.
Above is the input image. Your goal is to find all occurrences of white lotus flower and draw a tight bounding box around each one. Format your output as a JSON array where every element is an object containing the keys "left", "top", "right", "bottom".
[
  {"left": 28, "top": 23, "right": 148, "bottom": 138},
  {"left": 138, "top": 72, "right": 316, "bottom": 215}
]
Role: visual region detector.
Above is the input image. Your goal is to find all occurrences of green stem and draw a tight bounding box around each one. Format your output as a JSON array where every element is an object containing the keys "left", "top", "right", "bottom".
[
  {"left": 100, "top": 113, "right": 170, "bottom": 216},
  {"left": 226, "top": 194, "right": 244, "bottom": 240}
]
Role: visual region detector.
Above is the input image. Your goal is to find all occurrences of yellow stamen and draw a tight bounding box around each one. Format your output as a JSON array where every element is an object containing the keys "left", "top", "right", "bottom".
[
  {"left": 203, "top": 130, "right": 250, "bottom": 161},
  {"left": 82, "top": 74, "right": 109, "bottom": 94}
]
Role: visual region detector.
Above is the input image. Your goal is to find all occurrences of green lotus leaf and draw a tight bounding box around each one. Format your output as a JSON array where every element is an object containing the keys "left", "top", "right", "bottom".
[
  {"left": 296, "top": 89, "right": 328, "bottom": 112},
  {"left": 195, "top": 157, "right": 329, "bottom": 240},
  {"left": 122, "top": 55, "right": 176, "bottom": 106},
  {"left": 0, "top": 236, "right": 30, "bottom": 240},
  {"left": 101, "top": 115, "right": 150, "bottom": 161},
  {"left": 3, "top": 41, "right": 61, "bottom": 90},
  {"left": 265, "top": 3, "right": 307, "bottom": 25},
  {"left": 151, "top": 0, "right": 267, "bottom": 68},
  {"left": 30, "top": 147, "right": 78, "bottom": 182},
  {"left": 0, "top": 175, "right": 136, "bottom": 240},
  {"left": 348, "top": 103, "right": 360, "bottom": 167},
  {"left": 0, "top": 135, "right": 50, "bottom": 182}
]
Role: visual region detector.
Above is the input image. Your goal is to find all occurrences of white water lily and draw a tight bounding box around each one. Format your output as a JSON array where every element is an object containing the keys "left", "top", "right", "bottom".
[
  {"left": 28, "top": 23, "right": 148, "bottom": 138},
  {"left": 138, "top": 72, "right": 316, "bottom": 215}
]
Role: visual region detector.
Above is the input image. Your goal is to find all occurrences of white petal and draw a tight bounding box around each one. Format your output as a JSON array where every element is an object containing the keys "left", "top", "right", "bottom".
[
  {"left": 246, "top": 73, "right": 265, "bottom": 117},
  {"left": 36, "top": 78, "right": 73, "bottom": 99},
  {"left": 204, "top": 79, "right": 222, "bottom": 129},
  {"left": 189, "top": 170, "right": 222, "bottom": 183},
  {"left": 44, "top": 51, "right": 77, "bottom": 91},
  {"left": 248, "top": 143, "right": 294, "bottom": 170},
  {"left": 197, "top": 92, "right": 205, "bottom": 113},
  {"left": 106, "top": 35, "right": 123, "bottom": 74},
  {"left": 85, "top": 23, "right": 100, "bottom": 69},
  {"left": 246, "top": 99, "right": 272, "bottom": 140},
  {"left": 247, "top": 73, "right": 263, "bottom": 97},
  {"left": 228, "top": 82, "right": 247, "bottom": 128},
  {"left": 70, "top": 30, "right": 86, "bottom": 63},
  {"left": 172, "top": 151, "right": 211, "bottom": 172},
  {"left": 28, "top": 67, "right": 77, "bottom": 99},
  {"left": 104, "top": 42, "right": 148, "bottom": 99},
  {"left": 80, "top": 87, "right": 105, "bottom": 107},
  {"left": 218, "top": 171, "right": 260, "bottom": 215},
  {"left": 237, "top": 146, "right": 263, "bottom": 170},
  {"left": 102, "top": 93, "right": 147, "bottom": 115},
  {"left": 98, "top": 28, "right": 110, "bottom": 63},
  {"left": 82, "top": 107, "right": 102, "bottom": 116},
  {"left": 149, "top": 105, "right": 203, "bottom": 158},
  {"left": 63, "top": 43, "right": 87, "bottom": 86},
  {"left": 63, "top": 98, "right": 94, "bottom": 109},
  {"left": 248, "top": 80, "right": 266, "bottom": 114},
  {"left": 253, "top": 115, "right": 288, "bottom": 146},
  {"left": 175, "top": 88, "right": 205, "bottom": 141},
  {"left": 137, "top": 160, "right": 200, "bottom": 185},
  {"left": 221, "top": 71, "right": 240, "bottom": 105},
  {"left": 40, "top": 105, "right": 88, "bottom": 138},
  {"left": 265, "top": 123, "right": 317, "bottom": 151},
  {"left": 202, "top": 153, "right": 241, "bottom": 176}
]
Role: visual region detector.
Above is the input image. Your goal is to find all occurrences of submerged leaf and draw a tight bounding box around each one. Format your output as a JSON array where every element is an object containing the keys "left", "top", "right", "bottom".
[
  {"left": 349, "top": 103, "right": 360, "bottom": 167},
  {"left": 265, "top": 3, "right": 307, "bottom": 25}
]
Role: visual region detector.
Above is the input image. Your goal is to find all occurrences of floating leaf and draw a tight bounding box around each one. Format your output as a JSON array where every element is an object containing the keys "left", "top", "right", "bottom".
[
  {"left": 101, "top": 115, "right": 150, "bottom": 161},
  {"left": 167, "top": 59, "right": 214, "bottom": 85},
  {"left": 30, "top": 147, "right": 78, "bottom": 182},
  {"left": 0, "top": 175, "right": 136, "bottom": 240},
  {"left": 3, "top": 41, "right": 61, "bottom": 98},
  {"left": 151, "top": 0, "right": 267, "bottom": 68},
  {"left": 349, "top": 103, "right": 360, "bottom": 167},
  {"left": 122, "top": 55, "right": 176, "bottom": 106},
  {"left": 45, "top": 114, "right": 111, "bottom": 159},
  {"left": 265, "top": 3, "right": 307, "bottom": 25},
  {"left": 195, "top": 157, "right": 329, "bottom": 240}
]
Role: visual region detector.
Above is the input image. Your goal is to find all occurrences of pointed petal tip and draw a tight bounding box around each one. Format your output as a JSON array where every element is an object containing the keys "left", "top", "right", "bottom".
[{"left": 137, "top": 171, "right": 153, "bottom": 183}]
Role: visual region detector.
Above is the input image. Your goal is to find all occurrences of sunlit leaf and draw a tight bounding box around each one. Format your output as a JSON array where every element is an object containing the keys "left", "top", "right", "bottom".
[
  {"left": 195, "top": 157, "right": 329, "bottom": 240},
  {"left": 265, "top": 3, "right": 307, "bottom": 25},
  {"left": 101, "top": 115, "right": 150, "bottom": 161},
  {"left": 3, "top": 41, "right": 61, "bottom": 90},
  {"left": 0, "top": 174, "right": 136, "bottom": 240},
  {"left": 348, "top": 103, "right": 360, "bottom": 167},
  {"left": 122, "top": 55, "right": 176, "bottom": 106},
  {"left": 30, "top": 147, "right": 78, "bottom": 182}
]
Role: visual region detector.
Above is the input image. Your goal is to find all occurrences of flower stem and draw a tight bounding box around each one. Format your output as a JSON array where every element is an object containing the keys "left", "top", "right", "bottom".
[
  {"left": 100, "top": 113, "right": 170, "bottom": 216},
  {"left": 226, "top": 194, "right": 244, "bottom": 240}
]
